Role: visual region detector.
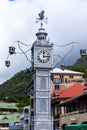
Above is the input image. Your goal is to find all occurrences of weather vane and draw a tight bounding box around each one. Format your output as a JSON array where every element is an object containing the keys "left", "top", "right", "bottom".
[{"left": 36, "top": 10, "right": 48, "bottom": 27}]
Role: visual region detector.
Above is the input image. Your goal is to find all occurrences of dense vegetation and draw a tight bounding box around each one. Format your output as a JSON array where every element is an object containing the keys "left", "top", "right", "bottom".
[
  {"left": 0, "top": 55, "right": 87, "bottom": 107},
  {"left": 74, "top": 55, "right": 87, "bottom": 68},
  {"left": 67, "top": 55, "right": 87, "bottom": 74},
  {"left": 67, "top": 55, "right": 87, "bottom": 83},
  {"left": 0, "top": 68, "right": 33, "bottom": 107}
]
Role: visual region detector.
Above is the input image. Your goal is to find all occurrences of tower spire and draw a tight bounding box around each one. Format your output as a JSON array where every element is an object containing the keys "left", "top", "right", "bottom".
[{"left": 35, "top": 10, "right": 48, "bottom": 44}]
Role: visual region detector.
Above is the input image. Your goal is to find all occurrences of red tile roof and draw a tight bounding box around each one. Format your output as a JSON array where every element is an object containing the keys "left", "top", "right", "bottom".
[
  {"left": 59, "top": 83, "right": 87, "bottom": 99},
  {"left": 51, "top": 89, "right": 65, "bottom": 100},
  {"left": 54, "top": 89, "right": 65, "bottom": 95}
]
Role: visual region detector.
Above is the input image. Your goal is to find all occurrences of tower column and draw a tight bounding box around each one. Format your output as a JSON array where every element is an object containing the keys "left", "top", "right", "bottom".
[{"left": 31, "top": 10, "right": 53, "bottom": 130}]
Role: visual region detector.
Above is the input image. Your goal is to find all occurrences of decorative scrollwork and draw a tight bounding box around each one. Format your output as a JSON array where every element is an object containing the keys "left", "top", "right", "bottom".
[
  {"left": 5, "top": 41, "right": 32, "bottom": 67},
  {"left": 36, "top": 10, "right": 48, "bottom": 27}
]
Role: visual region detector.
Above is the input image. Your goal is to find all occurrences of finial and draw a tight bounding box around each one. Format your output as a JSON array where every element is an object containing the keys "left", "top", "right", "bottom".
[{"left": 36, "top": 10, "right": 48, "bottom": 28}]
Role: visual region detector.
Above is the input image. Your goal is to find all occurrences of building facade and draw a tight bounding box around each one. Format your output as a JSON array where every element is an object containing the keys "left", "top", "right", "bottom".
[
  {"left": 50, "top": 68, "right": 84, "bottom": 93},
  {"left": 51, "top": 83, "right": 87, "bottom": 130},
  {"left": 60, "top": 89, "right": 87, "bottom": 130},
  {"left": 27, "top": 68, "right": 85, "bottom": 130},
  {"left": 0, "top": 102, "right": 20, "bottom": 130},
  {"left": 19, "top": 106, "right": 30, "bottom": 130}
]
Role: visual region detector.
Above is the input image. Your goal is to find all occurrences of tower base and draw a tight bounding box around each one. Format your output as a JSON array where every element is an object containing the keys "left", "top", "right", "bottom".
[{"left": 34, "top": 115, "right": 53, "bottom": 130}]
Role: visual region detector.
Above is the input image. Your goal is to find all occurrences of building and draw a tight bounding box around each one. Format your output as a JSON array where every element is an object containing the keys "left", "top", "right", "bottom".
[
  {"left": 59, "top": 88, "right": 87, "bottom": 130},
  {"left": 19, "top": 106, "right": 30, "bottom": 130},
  {"left": 51, "top": 83, "right": 87, "bottom": 130},
  {"left": 0, "top": 102, "right": 21, "bottom": 130},
  {"left": 50, "top": 68, "right": 84, "bottom": 130},
  {"left": 26, "top": 81, "right": 34, "bottom": 130},
  {"left": 27, "top": 67, "right": 85, "bottom": 130},
  {"left": 51, "top": 68, "right": 84, "bottom": 93}
]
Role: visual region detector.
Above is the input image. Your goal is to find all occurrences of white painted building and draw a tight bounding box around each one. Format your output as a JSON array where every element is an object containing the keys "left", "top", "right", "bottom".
[
  {"left": 19, "top": 106, "right": 30, "bottom": 130},
  {"left": 50, "top": 68, "right": 84, "bottom": 93}
]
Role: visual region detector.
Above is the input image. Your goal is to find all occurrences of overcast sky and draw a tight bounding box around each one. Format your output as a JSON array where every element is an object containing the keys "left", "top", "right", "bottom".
[{"left": 0, "top": 0, "right": 87, "bottom": 84}]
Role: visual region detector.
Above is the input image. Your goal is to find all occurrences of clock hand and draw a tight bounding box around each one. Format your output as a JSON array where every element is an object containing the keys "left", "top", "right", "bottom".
[
  {"left": 43, "top": 56, "right": 50, "bottom": 58},
  {"left": 43, "top": 50, "right": 45, "bottom": 57},
  {"left": 43, "top": 50, "right": 44, "bottom": 58}
]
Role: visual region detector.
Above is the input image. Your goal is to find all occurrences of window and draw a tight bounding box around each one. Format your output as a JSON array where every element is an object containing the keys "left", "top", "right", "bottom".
[
  {"left": 40, "top": 99, "right": 46, "bottom": 112},
  {"left": 25, "top": 119, "right": 28, "bottom": 124},
  {"left": 60, "top": 75, "right": 64, "bottom": 83},
  {"left": 80, "top": 100, "right": 85, "bottom": 111},
  {"left": 40, "top": 77, "right": 46, "bottom": 89},
  {"left": 30, "top": 88, "right": 34, "bottom": 96},
  {"left": 31, "top": 111, "right": 34, "bottom": 121},
  {"left": 31, "top": 99, "right": 34, "bottom": 108},
  {"left": 69, "top": 75, "right": 73, "bottom": 79},
  {"left": 68, "top": 105, "right": 74, "bottom": 112},
  {"left": 53, "top": 78, "right": 61, "bottom": 84},
  {"left": 65, "top": 79, "right": 68, "bottom": 83},
  {"left": 24, "top": 109, "right": 28, "bottom": 114},
  {"left": 54, "top": 106, "right": 60, "bottom": 117},
  {"left": 60, "top": 75, "right": 64, "bottom": 78},
  {"left": 55, "top": 85, "right": 60, "bottom": 89},
  {"left": 66, "top": 104, "right": 76, "bottom": 113},
  {"left": 57, "top": 106, "right": 61, "bottom": 115}
]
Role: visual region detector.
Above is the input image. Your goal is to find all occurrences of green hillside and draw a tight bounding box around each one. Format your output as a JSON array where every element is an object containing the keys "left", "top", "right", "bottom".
[
  {"left": 0, "top": 68, "right": 33, "bottom": 106},
  {"left": 67, "top": 55, "right": 87, "bottom": 71},
  {"left": 0, "top": 55, "right": 87, "bottom": 106},
  {"left": 74, "top": 55, "right": 87, "bottom": 68}
]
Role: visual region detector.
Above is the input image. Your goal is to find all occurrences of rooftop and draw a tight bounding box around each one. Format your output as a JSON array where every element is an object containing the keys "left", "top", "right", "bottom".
[
  {"left": 59, "top": 83, "right": 87, "bottom": 98},
  {"left": 0, "top": 113, "right": 20, "bottom": 123},
  {"left": 53, "top": 89, "right": 64, "bottom": 96},
  {"left": 0, "top": 102, "right": 18, "bottom": 110},
  {"left": 51, "top": 68, "right": 84, "bottom": 75}
]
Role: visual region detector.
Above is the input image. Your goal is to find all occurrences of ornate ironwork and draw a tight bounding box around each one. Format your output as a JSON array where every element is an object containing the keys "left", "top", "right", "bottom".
[
  {"left": 5, "top": 60, "right": 10, "bottom": 67},
  {"left": 36, "top": 10, "right": 48, "bottom": 27},
  {"left": 9, "top": 46, "right": 15, "bottom": 55},
  {"left": 5, "top": 41, "right": 31, "bottom": 67}
]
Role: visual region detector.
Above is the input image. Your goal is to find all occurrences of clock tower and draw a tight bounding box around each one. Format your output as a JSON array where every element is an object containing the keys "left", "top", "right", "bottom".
[{"left": 31, "top": 11, "right": 53, "bottom": 130}]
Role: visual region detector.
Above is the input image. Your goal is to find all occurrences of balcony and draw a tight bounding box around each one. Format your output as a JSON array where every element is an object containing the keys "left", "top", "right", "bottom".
[{"left": 60, "top": 108, "right": 87, "bottom": 118}]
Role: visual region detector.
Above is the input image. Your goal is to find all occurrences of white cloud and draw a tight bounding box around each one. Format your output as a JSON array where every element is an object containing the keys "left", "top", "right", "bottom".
[{"left": 0, "top": 0, "right": 87, "bottom": 84}]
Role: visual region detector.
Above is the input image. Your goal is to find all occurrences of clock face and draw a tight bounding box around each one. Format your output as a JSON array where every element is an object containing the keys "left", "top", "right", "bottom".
[{"left": 37, "top": 50, "right": 50, "bottom": 63}]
